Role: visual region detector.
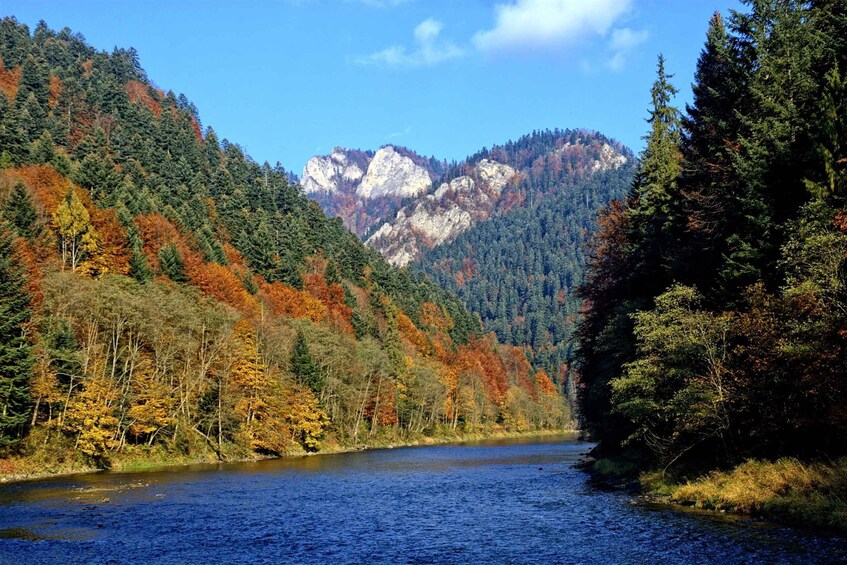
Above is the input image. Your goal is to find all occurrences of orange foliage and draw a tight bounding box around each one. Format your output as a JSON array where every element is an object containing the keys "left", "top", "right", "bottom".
[
  {"left": 303, "top": 270, "right": 353, "bottom": 334},
  {"left": 189, "top": 261, "right": 256, "bottom": 314},
  {"left": 134, "top": 213, "right": 180, "bottom": 269},
  {"left": 13, "top": 238, "right": 43, "bottom": 309},
  {"left": 191, "top": 116, "right": 203, "bottom": 142},
  {"left": 501, "top": 346, "right": 536, "bottom": 397},
  {"left": 397, "top": 311, "right": 429, "bottom": 354},
  {"left": 125, "top": 79, "right": 162, "bottom": 118},
  {"left": 9, "top": 165, "right": 70, "bottom": 215},
  {"left": 365, "top": 381, "right": 399, "bottom": 426},
  {"left": 48, "top": 75, "right": 62, "bottom": 108},
  {"left": 81, "top": 59, "right": 93, "bottom": 77},
  {"left": 0, "top": 60, "right": 20, "bottom": 100},
  {"left": 261, "top": 281, "right": 327, "bottom": 323},
  {"left": 454, "top": 336, "right": 510, "bottom": 405},
  {"left": 420, "top": 302, "right": 454, "bottom": 332},
  {"left": 535, "top": 369, "right": 558, "bottom": 397},
  {"left": 82, "top": 207, "right": 130, "bottom": 276}
]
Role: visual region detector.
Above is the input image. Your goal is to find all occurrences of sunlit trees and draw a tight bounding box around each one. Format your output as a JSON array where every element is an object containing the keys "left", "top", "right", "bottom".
[{"left": 53, "top": 187, "right": 98, "bottom": 272}]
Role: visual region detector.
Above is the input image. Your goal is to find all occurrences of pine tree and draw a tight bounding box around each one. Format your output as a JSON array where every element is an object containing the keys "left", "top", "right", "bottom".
[
  {"left": 0, "top": 223, "right": 33, "bottom": 447},
  {"left": 158, "top": 243, "right": 188, "bottom": 283},
  {"left": 291, "top": 331, "right": 323, "bottom": 395},
  {"left": 2, "top": 182, "right": 38, "bottom": 239}
]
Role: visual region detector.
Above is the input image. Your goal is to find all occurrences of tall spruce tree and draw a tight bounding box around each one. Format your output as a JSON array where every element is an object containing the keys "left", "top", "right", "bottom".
[{"left": 0, "top": 223, "right": 33, "bottom": 447}]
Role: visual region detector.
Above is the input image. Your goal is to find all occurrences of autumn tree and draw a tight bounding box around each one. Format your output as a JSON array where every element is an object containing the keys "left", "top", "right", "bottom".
[{"left": 53, "top": 187, "right": 98, "bottom": 272}]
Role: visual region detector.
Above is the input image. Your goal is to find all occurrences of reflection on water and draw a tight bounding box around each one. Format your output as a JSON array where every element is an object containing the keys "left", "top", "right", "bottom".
[{"left": 0, "top": 434, "right": 844, "bottom": 563}]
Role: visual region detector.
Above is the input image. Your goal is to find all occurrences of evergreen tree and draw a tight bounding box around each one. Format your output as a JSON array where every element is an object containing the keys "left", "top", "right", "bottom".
[
  {"left": 158, "top": 243, "right": 188, "bottom": 283},
  {"left": 0, "top": 223, "right": 33, "bottom": 447},
  {"left": 291, "top": 331, "right": 323, "bottom": 395},
  {"left": 2, "top": 182, "right": 38, "bottom": 240}
]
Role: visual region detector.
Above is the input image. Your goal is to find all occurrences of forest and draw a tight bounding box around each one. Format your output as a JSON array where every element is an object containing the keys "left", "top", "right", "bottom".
[
  {"left": 418, "top": 130, "right": 635, "bottom": 380},
  {"left": 0, "top": 17, "right": 568, "bottom": 472},
  {"left": 576, "top": 0, "right": 847, "bottom": 527}
]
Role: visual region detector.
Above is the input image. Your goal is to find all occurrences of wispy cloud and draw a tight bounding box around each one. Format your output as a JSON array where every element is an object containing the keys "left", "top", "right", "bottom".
[
  {"left": 387, "top": 126, "right": 412, "bottom": 139},
  {"left": 348, "top": 0, "right": 413, "bottom": 6},
  {"left": 473, "top": 0, "right": 631, "bottom": 53},
  {"left": 606, "top": 27, "right": 649, "bottom": 71},
  {"left": 355, "top": 18, "right": 463, "bottom": 68}
]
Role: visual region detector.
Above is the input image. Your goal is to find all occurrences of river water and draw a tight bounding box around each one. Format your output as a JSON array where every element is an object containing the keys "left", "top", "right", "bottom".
[{"left": 0, "top": 436, "right": 844, "bottom": 564}]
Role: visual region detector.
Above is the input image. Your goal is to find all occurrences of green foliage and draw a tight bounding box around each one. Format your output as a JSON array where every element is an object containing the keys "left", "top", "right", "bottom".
[
  {"left": 2, "top": 182, "right": 38, "bottom": 239},
  {"left": 0, "top": 223, "right": 33, "bottom": 448},
  {"left": 419, "top": 131, "right": 635, "bottom": 375},
  {"left": 577, "top": 0, "right": 847, "bottom": 475},
  {"left": 158, "top": 243, "right": 187, "bottom": 283},
  {"left": 291, "top": 331, "right": 323, "bottom": 395}
]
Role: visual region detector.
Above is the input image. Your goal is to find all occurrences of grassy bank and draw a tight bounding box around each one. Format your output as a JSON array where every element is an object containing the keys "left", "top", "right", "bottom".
[
  {"left": 0, "top": 427, "right": 578, "bottom": 484},
  {"left": 639, "top": 458, "right": 847, "bottom": 532}
]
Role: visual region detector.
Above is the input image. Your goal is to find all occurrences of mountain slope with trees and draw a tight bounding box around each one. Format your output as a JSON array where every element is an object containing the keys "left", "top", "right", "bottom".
[
  {"left": 417, "top": 131, "right": 636, "bottom": 383},
  {"left": 0, "top": 17, "right": 569, "bottom": 474}
]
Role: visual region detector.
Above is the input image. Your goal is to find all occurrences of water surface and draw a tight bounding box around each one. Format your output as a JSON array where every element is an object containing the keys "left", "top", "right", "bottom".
[{"left": 1, "top": 436, "right": 845, "bottom": 563}]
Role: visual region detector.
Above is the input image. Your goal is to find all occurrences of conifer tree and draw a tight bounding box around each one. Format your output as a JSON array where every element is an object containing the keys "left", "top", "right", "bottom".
[
  {"left": 2, "top": 182, "right": 38, "bottom": 240},
  {"left": 158, "top": 243, "right": 188, "bottom": 283},
  {"left": 0, "top": 223, "right": 33, "bottom": 447},
  {"left": 291, "top": 331, "right": 323, "bottom": 395}
]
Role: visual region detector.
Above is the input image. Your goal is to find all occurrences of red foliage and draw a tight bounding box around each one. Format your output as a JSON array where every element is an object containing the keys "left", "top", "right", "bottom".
[
  {"left": 9, "top": 165, "right": 69, "bottom": 215},
  {"left": 126, "top": 80, "right": 162, "bottom": 118},
  {"left": 48, "top": 75, "right": 62, "bottom": 108},
  {"left": 133, "top": 213, "right": 181, "bottom": 271},
  {"left": 89, "top": 207, "right": 130, "bottom": 275},
  {"left": 0, "top": 60, "right": 20, "bottom": 100}
]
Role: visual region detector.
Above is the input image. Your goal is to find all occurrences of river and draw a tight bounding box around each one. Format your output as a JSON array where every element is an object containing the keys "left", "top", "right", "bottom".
[{"left": 0, "top": 435, "right": 844, "bottom": 563}]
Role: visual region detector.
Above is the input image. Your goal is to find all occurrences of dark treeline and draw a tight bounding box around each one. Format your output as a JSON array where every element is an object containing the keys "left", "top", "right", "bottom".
[
  {"left": 0, "top": 17, "right": 568, "bottom": 468},
  {"left": 577, "top": 0, "right": 847, "bottom": 473}
]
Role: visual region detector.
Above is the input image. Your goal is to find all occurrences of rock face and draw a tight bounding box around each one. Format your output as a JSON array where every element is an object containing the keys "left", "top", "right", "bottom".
[
  {"left": 299, "top": 145, "right": 439, "bottom": 238},
  {"left": 301, "top": 148, "right": 370, "bottom": 195},
  {"left": 357, "top": 146, "right": 432, "bottom": 199},
  {"left": 299, "top": 131, "right": 630, "bottom": 266},
  {"left": 367, "top": 160, "right": 517, "bottom": 266}
]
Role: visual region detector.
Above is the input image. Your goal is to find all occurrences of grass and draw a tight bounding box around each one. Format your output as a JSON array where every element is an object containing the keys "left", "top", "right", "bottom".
[
  {"left": 0, "top": 426, "right": 577, "bottom": 483},
  {"left": 642, "top": 458, "right": 847, "bottom": 532}
]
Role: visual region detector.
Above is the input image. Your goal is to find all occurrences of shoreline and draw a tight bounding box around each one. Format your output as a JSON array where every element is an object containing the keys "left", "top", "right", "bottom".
[
  {"left": 0, "top": 428, "right": 580, "bottom": 485},
  {"left": 581, "top": 454, "right": 847, "bottom": 534}
]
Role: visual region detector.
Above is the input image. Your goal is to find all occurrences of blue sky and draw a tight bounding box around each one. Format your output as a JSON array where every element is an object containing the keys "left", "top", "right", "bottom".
[{"left": 3, "top": 0, "right": 741, "bottom": 174}]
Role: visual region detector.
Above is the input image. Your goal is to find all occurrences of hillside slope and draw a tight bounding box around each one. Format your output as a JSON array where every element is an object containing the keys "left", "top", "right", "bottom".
[{"left": 0, "top": 18, "right": 568, "bottom": 471}]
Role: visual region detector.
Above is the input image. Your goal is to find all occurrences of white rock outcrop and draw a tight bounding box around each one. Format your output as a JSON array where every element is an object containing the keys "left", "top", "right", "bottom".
[
  {"left": 357, "top": 146, "right": 432, "bottom": 199},
  {"left": 367, "top": 160, "right": 518, "bottom": 266},
  {"left": 300, "top": 148, "right": 365, "bottom": 194}
]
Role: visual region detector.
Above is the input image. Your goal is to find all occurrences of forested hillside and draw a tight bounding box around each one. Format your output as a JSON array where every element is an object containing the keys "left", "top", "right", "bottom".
[
  {"left": 0, "top": 18, "right": 568, "bottom": 470},
  {"left": 577, "top": 0, "right": 847, "bottom": 490},
  {"left": 418, "top": 131, "right": 635, "bottom": 380}
]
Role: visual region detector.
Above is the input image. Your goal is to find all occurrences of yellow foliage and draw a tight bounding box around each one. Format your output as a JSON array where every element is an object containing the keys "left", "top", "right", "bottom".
[{"left": 63, "top": 376, "right": 119, "bottom": 458}]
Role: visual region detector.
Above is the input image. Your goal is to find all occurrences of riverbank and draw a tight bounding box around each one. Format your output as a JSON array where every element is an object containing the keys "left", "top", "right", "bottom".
[
  {"left": 587, "top": 455, "right": 847, "bottom": 533},
  {"left": 0, "top": 427, "right": 578, "bottom": 484},
  {"left": 641, "top": 458, "right": 847, "bottom": 533}
]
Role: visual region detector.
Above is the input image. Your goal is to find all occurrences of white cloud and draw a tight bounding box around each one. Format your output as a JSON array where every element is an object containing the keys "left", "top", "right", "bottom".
[
  {"left": 355, "top": 18, "right": 463, "bottom": 68},
  {"left": 473, "top": 0, "right": 631, "bottom": 53},
  {"left": 606, "top": 26, "right": 648, "bottom": 71}
]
